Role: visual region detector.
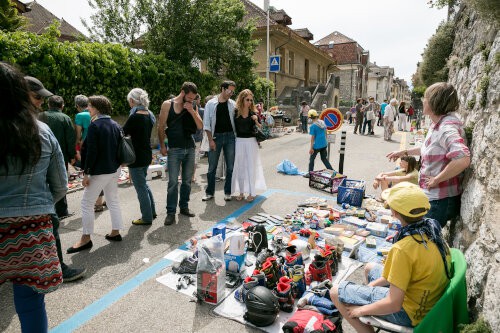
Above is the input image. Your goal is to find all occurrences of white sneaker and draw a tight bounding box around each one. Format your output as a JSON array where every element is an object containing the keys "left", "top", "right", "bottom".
[
  {"left": 202, "top": 194, "right": 214, "bottom": 201},
  {"left": 224, "top": 194, "right": 232, "bottom": 201}
]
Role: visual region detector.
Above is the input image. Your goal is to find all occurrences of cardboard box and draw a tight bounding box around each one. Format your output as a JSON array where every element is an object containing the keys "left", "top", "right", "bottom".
[
  {"left": 366, "top": 222, "right": 389, "bottom": 238},
  {"left": 197, "top": 268, "right": 225, "bottom": 304},
  {"left": 224, "top": 252, "right": 247, "bottom": 273}
]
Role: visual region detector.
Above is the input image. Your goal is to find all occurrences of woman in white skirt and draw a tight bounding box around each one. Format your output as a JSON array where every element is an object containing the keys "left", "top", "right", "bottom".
[{"left": 231, "top": 89, "right": 266, "bottom": 202}]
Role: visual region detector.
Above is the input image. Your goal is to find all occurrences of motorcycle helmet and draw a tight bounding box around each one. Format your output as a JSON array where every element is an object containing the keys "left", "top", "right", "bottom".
[{"left": 244, "top": 286, "right": 280, "bottom": 327}]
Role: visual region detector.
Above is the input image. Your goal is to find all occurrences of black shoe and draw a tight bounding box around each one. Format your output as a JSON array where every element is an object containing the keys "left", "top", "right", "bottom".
[
  {"left": 172, "top": 255, "right": 198, "bottom": 274},
  {"left": 62, "top": 264, "right": 87, "bottom": 282},
  {"left": 303, "top": 173, "right": 310, "bottom": 178},
  {"left": 164, "top": 214, "right": 176, "bottom": 225},
  {"left": 67, "top": 240, "right": 93, "bottom": 254},
  {"left": 105, "top": 234, "right": 122, "bottom": 241},
  {"left": 179, "top": 208, "right": 195, "bottom": 217},
  {"left": 58, "top": 212, "right": 75, "bottom": 221},
  {"left": 153, "top": 214, "right": 158, "bottom": 219}
]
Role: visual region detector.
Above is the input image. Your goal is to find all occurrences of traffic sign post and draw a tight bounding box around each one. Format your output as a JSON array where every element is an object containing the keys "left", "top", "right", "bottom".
[{"left": 269, "top": 55, "right": 280, "bottom": 73}]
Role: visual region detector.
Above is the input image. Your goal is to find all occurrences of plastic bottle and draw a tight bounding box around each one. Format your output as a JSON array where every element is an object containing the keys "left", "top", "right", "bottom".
[{"left": 329, "top": 208, "right": 335, "bottom": 221}]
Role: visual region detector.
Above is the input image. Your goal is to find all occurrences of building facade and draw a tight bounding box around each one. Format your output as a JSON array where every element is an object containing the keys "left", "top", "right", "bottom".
[{"left": 367, "top": 62, "right": 394, "bottom": 102}]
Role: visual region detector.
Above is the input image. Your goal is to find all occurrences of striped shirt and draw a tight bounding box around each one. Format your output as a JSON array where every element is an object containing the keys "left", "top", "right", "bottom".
[{"left": 419, "top": 114, "right": 470, "bottom": 200}]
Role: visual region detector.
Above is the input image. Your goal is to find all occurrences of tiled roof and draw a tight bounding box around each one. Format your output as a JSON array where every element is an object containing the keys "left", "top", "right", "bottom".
[
  {"left": 314, "top": 31, "right": 357, "bottom": 46},
  {"left": 22, "top": 1, "right": 85, "bottom": 41},
  {"left": 241, "top": 0, "right": 278, "bottom": 28},
  {"left": 14, "top": 0, "right": 30, "bottom": 13},
  {"left": 294, "top": 28, "right": 313, "bottom": 41},
  {"left": 270, "top": 9, "right": 292, "bottom": 25}
]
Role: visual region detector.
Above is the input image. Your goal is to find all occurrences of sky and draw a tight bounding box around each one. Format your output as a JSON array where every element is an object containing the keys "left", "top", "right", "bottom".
[{"left": 31, "top": 0, "right": 448, "bottom": 86}]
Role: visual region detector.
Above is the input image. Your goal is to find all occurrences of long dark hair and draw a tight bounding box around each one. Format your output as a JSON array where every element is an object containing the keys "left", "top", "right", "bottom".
[{"left": 0, "top": 62, "right": 41, "bottom": 175}]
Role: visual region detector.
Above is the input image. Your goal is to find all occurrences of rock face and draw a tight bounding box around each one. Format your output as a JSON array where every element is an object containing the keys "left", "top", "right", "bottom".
[{"left": 446, "top": 4, "right": 499, "bottom": 330}]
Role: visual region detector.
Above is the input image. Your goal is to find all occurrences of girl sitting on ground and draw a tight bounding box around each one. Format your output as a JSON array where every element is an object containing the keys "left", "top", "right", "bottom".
[{"left": 373, "top": 155, "right": 418, "bottom": 191}]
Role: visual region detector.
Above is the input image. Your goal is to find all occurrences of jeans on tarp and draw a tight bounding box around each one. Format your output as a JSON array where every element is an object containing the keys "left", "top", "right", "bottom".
[
  {"left": 13, "top": 283, "right": 47, "bottom": 333},
  {"left": 206, "top": 132, "right": 235, "bottom": 196},
  {"left": 129, "top": 166, "right": 156, "bottom": 222},
  {"left": 167, "top": 148, "right": 195, "bottom": 213},
  {"left": 302, "top": 292, "right": 337, "bottom": 315}
]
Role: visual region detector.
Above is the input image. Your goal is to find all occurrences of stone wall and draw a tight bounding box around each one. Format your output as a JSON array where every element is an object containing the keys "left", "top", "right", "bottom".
[{"left": 446, "top": 4, "right": 499, "bottom": 329}]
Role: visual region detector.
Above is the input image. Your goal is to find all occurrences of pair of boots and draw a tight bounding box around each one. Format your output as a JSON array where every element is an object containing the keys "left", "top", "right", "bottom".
[
  {"left": 234, "top": 270, "right": 267, "bottom": 303},
  {"left": 287, "top": 264, "right": 307, "bottom": 299},
  {"left": 274, "top": 277, "right": 295, "bottom": 313},
  {"left": 261, "top": 256, "right": 281, "bottom": 289},
  {"left": 306, "top": 255, "right": 332, "bottom": 284},
  {"left": 319, "top": 244, "right": 339, "bottom": 276}
]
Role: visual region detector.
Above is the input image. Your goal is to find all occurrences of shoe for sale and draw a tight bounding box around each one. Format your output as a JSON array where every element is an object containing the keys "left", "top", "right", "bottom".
[
  {"left": 61, "top": 264, "right": 86, "bottom": 282},
  {"left": 172, "top": 254, "right": 198, "bottom": 274},
  {"left": 164, "top": 214, "right": 176, "bottom": 225},
  {"left": 234, "top": 277, "right": 259, "bottom": 303},
  {"left": 202, "top": 194, "right": 214, "bottom": 201},
  {"left": 273, "top": 281, "right": 294, "bottom": 313}
]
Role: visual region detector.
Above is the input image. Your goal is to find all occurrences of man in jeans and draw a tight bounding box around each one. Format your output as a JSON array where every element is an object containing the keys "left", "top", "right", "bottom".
[
  {"left": 202, "top": 80, "right": 237, "bottom": 202},
  {"left": 158, "top": 82, "right": 203, "bottom": 225}
]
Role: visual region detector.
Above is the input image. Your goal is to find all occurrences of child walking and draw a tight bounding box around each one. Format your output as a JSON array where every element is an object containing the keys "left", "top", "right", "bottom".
[{"left": 304, "top": 109, "right": 334, "bottom": 178}]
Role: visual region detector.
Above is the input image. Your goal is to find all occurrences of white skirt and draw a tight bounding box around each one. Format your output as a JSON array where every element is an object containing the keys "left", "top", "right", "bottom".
[{"left": 231, "top": 137, "right": 267, "bottom": 196}]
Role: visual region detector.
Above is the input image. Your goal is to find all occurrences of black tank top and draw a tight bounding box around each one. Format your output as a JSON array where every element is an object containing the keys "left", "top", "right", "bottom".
[{"left": 166, "top": 99, "right": 195, "bottom": 149}]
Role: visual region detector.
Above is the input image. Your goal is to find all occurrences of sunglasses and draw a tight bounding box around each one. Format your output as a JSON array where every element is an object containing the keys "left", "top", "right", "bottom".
[
  {"left": 226, "top": 89, "right": 234, "bottom": 95},
  {"left": 244, "top": 98, "right": 253, "bottom": 102}
]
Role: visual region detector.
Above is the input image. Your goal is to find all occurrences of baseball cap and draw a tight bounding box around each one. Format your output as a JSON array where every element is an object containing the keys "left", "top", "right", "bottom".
[
  {"left": 382, "top": 182, "right": 430, "bottom": 218},
  {"left": 308, "top": 109, "right": 318, "bottom": 118},
  {"left": 24, "top": 76, "right": 53, "bottom": 97}
]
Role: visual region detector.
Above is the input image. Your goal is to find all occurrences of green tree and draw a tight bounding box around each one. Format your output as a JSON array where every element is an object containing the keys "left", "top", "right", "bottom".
[
  {"left": 419, "top": 21, "right": 455, "bottom": 86},
  {"left": 0, "top": 0, "right": 26, "bottom": 32}
]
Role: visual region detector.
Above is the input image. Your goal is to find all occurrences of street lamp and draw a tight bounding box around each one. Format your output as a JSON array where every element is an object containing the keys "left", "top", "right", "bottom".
[{"left": 264, "top": 0, "right": 270, "bottom": 109}]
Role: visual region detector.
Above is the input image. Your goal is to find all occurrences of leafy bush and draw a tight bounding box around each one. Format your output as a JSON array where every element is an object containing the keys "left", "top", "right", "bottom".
[
  {"left": 0, "top": 27, "right": 218, "bottom": 115},
  {"left": 419, "top": 21, "right": 455, "bottom": 86},
  {"left": 459, "top": 317, "right": 492, "bottom": 333}
]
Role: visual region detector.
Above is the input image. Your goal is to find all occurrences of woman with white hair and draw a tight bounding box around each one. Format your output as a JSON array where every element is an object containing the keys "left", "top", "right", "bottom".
[
  {"left": 383, "top": 98, "right": 398, "bottom": 141},
  {"left": 123, "top": 88, "right": 157, "bottom": 225}
]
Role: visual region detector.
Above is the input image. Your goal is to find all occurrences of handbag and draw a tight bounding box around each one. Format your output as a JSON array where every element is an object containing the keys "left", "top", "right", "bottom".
[
  {"left": 118, "top": 131, "right": 136, "bottom": 165},
  {"left": 366, "top": 110, "right": 375, "bottom": 120},
  {"left": 254, "top": 125, "right": 268, "bottom": 142}
]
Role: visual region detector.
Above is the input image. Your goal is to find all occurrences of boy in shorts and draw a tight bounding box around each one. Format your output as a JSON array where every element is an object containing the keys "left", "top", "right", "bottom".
[{"left": 330, "top": 182, "right": 451, "bottom": 332}]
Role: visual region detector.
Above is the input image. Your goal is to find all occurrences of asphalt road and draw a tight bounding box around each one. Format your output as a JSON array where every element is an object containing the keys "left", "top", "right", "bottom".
[{"left": 0, "top": 121, "right": 407, "bottom": 333}]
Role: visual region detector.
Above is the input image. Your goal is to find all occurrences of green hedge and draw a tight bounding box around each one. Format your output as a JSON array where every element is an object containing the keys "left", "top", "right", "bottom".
[{"left": 0, "top": 29, "right": 218, "bottom": 115}]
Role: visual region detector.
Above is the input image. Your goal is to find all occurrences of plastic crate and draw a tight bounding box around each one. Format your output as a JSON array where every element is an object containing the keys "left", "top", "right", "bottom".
[
  {"left": 309, "top": 170, "right": 346, "bottom": 194},
  {"left": 337, "top": 179, "right": 365, "bottom": 207}
]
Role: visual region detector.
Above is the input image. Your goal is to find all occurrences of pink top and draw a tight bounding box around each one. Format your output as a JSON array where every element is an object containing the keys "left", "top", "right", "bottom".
[
  {"left": 301, "top": 105, "right": 310, "bottom": 117},
  {"left": 419, "top": 114, "right": 470, "bottom": 201}
]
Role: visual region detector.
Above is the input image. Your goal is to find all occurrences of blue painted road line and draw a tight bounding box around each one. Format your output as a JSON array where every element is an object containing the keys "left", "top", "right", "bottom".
[{"left": 50, "top": 188, "right": 335, "bottom": 332}]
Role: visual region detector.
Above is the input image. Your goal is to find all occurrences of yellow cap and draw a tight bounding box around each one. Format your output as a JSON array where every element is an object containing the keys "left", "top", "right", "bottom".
[
  {"left": 385, "top": 182, "right": 430, "bottom": 218},
  {"left": 308, "top": 109, "right": 318, "bottom": 118}
]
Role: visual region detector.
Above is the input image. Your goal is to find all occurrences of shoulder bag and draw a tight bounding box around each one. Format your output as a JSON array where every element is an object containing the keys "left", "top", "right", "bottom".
[{"left": 118, "top": 130, "right": 136, "bottom": 166}]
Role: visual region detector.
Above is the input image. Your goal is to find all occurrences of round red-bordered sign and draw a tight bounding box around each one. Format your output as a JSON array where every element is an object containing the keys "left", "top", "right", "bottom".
[{"left": 319, "top": 108, "right": 343, "bottom": 131}]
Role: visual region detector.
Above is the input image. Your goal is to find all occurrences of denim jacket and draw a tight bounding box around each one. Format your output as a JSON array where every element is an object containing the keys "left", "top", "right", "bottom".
[
  {"left": 0, "top": 121, "right": 67, "bottom": 218},
  {"left": 203, "top": 96, "right": 237, "bottom": 136}
]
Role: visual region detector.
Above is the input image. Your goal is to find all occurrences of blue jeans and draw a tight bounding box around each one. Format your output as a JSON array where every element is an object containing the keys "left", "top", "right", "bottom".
[
  {"left": 129, "top": 166, "right": 156, "bottom": 222},
  {"left": 338, "top": 263, "right": 413, "bottom": 327},
  {"left": 167, "top": 148, "right": 195, "bottom": 214},
  {"left": 206, "top": 132, "right": 235, "bottom": 196},
  {"left": 302, "top": 292, "right": 337, "bottom": 315},
  {"left": 362, "top": 117, "right": 372, "bottom": 134},
  {"left": 309, "top": 146, "right": 333, "bottom": 172},
  {"left": 301, "top": 115, "right": 308, "bottom": 133},
  {"left": 427, "top": 195, "right": 461, "bottom": 228},
  {"left": 13, "top": 283, "right": 47, "bottom": 333}
]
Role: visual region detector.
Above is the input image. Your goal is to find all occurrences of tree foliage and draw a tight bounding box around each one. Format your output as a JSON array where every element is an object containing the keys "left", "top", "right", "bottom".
[
  {"left": 85, "top": 0, "right": 258, "bottom": 87},
  {"left": 419, "top": 21, "right": 455, "bottom": 86},
  {"left": 0, "top": 26, "right": 217, "bottom": 115},
  {"left": 0, "top": 0, "right": 27, "bottom": 32}
]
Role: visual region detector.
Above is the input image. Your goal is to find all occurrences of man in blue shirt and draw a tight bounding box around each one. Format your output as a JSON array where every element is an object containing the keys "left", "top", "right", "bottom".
[
  {"left": 303, "top": 109, "right": 334, "bottom": 178},
  {"left": 379, "top": 99, "right": 388, "bottom": 126}
]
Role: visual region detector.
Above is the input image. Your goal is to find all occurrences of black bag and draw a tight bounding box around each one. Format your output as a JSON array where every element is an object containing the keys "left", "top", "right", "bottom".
[
  {"left": 118, "top": 132, "right": 136, "bottom": 165},
  {"left": 254, "top": 125, "right": 268, "bottom": 143}
]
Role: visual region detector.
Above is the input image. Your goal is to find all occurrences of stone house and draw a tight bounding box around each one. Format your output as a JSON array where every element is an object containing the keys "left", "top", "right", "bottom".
[
  {"left": 315, "top": 31, "right": 370, "bottom": 106},
  {"left": 366, "top": 62, "right": 394, "bottom": 103},
  {"left": 242, "top": 0, "right": 340, "bottom": 110},
  {"left": 391, "top": 77, "right": 411, "bottom": 105}
]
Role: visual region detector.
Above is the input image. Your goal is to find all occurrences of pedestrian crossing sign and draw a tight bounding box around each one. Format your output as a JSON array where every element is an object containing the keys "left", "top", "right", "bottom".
[{"left": 269, "top": 55, "right": 280, "bottom": 72}]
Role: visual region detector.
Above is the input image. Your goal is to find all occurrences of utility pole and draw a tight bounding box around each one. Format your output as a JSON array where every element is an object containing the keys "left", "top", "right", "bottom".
[{"left": 265, "top": 0, "right": 270, "bottom": 109}]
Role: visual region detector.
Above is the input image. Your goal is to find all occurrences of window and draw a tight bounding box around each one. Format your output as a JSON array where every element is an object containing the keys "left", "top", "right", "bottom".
[{"left": 288, "top": 51, "right": 295, "bottom": 75}]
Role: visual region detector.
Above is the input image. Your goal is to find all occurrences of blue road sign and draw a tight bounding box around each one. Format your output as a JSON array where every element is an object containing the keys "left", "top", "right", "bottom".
[{"left": 269, "top": 55, "right": 280, "bottom": 72}]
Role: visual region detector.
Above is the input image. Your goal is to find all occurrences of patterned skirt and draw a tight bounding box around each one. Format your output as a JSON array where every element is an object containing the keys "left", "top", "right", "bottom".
[{"left": 0, "top": 215, "right": 62, "bottom": 294}]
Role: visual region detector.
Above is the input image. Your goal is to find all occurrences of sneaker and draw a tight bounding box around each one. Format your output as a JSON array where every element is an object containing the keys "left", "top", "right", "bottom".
[
  {"left": 132, "top": 218, "right": 152, "bottom": 225},
  {"left": 224, "top": 194, "right": 232, "bottom": 201},
  {"left": 202, "top": 194, "right": 214, "bottom": 201},
  {"left": 303, "top": 173, "right": 310, "bottom": 178},
  {"left": 164, "top": 214, "right": 176, "bottom": 225},
  {"left": 172, "top": 255, "right": 198, "bottom": 274},
  {"left": 62, "top": 264, "right": 86, "bottom": 282}
]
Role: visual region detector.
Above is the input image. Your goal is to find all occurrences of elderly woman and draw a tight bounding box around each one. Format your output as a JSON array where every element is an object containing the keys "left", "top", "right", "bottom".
[
  {"left": 68, "top": 96, "right": 124, "bottom": 253},
  {"left": 383, "top": 99, "right": 398, "bottom": 141},
  {"left": 0, "top": 62, "right": 66, "bottom": 332},
  {"left": 231, "top": 89, "right": 266, "bottom": 202},
  {"left": 123, "top": 88, "right": 157, "bottom": 225},
  {"left": 387, "top": 82, "right": 470, "bottom": 227}
]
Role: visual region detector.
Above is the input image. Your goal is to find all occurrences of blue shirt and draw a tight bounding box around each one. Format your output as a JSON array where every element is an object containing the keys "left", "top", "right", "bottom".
[
  {"left": 380, "top": 103, "right": 388, "bottom": 116},
  {"left": 310, "top": 121, "right": 328, "bottom": 149},
  {"left": 75, "top": 110, "right": 91, "bottom": 141}
]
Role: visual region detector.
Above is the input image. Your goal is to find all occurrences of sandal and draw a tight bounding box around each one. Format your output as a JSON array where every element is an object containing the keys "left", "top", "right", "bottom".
[
  {"left": 236, "top": 194, "right": 244, "bottom": 201},
  {"left": 94, "top": 202, "right": 106, "bottom": 212},
  {"left": 245, "top": 195, "right": 255, "bottom": 202}
]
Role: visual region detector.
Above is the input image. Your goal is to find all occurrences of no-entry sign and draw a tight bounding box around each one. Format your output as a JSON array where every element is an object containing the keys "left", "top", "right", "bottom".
[{"left": 320, "top": 108, "right": 343, "bottom": 132}]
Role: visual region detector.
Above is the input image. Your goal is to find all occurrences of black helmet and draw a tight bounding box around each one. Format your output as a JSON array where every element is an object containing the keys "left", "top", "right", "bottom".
[{"left": 244, "top": 286, "right": 280, "bottom": 327}]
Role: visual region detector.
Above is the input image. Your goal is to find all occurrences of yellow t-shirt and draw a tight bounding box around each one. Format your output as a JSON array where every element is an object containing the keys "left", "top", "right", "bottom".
[
  {"left": 394, "top": 169, "right": 419, "bottom": 185},
  {"left": 383, "top": 235, "right": 450, "bottom": 326}
]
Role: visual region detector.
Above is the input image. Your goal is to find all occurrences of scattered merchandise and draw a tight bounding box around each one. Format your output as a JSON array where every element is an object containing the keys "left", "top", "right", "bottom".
[{"left": 308, "top": 169, "right": 346, "bottom": 194}]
